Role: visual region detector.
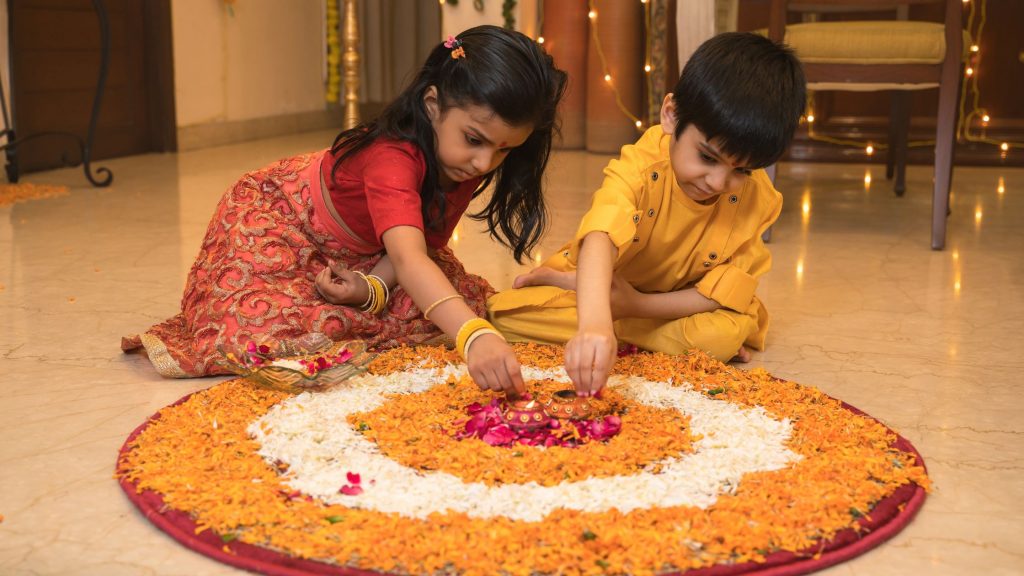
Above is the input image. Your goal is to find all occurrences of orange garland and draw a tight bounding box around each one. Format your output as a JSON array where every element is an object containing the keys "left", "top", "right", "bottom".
[{"left": 117, "top": 344, "right": 929, "bottom": 576}]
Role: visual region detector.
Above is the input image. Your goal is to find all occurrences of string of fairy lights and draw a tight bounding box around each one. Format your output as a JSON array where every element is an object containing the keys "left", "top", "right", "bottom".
[
  {"left": 535, "top": 1, "right": 653, "bottom": 134},
  {"left": 531, "top": 0, "right": 1017, "bottom": 157},
  {"left": 325, "top": 0, "right": 1015, "bottom": 158}
]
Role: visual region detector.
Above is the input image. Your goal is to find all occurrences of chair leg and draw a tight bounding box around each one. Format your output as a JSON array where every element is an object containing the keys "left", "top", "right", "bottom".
[
  {"left": 890, "top": 92, "right": 910, "bottom": 196},
  {"left": 932, "top": 77, "right": 960, "bottom": 250},
  {"left": 762, "top": 163, "right": 778, "bottom": 243}
]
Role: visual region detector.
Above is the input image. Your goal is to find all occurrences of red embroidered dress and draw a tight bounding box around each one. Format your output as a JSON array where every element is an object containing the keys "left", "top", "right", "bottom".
[{"left": 123, "top": 141, "right": 493, "bottom": 377}]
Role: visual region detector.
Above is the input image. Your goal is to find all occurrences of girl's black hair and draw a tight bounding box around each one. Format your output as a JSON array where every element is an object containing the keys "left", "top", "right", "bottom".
[
  {"left": 330, "top": 25, "right": 567, "bottom": 263},
  {"left": 671, "top": 32, "right": 806, "bottom": 169}
]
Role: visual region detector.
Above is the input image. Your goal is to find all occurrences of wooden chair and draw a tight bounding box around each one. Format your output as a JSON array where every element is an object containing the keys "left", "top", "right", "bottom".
[{"left": 768, "top": 0, "right": 964, "bottom": 249}]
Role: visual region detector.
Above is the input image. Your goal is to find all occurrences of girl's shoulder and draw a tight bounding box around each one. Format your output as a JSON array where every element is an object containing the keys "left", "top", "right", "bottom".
[{"left": 330, "top": 137, "right": 427, "bottom": 174}]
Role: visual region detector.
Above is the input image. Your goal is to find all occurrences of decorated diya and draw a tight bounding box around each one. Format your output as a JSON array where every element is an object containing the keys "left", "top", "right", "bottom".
[
  {"left": 542, "top": 388, "right": 595, "bottom": 420},
  {"left": 502, "top": 397, "right": 551, "bottom": 430}
]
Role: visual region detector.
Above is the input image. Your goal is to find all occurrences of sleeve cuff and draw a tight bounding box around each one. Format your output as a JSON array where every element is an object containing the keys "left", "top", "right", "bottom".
[
  {"left": 696, "top": 265, "right": 759, "bottom": 312},
  {"left": 568, "top": 206, "right": 638, "bottom": 265}
]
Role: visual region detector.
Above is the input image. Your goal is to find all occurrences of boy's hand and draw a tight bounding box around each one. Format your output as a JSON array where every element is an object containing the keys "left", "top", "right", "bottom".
[
  {"left": 465, "top": 334, "right": 526, "bottom": 398},
  {"left": 565, "top": 327, "right": 617, "bottom": 397},
  {"left": 315, "top": 262, "right": 369, "bottom": 306},
  {"left": 609, "top": 274, "right": 641, "bottom": 320}
]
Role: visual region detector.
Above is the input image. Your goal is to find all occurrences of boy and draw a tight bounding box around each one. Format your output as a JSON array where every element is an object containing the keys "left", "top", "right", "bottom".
[{"left": 487, "top": 32, "right": 806, "bottom": 395}]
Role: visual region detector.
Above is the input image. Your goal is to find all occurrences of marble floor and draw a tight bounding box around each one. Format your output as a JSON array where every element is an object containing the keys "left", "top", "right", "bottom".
[{"left": 1, "top": 130, "right": 1021, "bottom": 575}]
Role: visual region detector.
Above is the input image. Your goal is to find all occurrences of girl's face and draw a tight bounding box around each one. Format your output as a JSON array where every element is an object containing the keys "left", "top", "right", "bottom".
[
  {"left": 424, "top": 87, "right": 533, "bottom": 189},
  {"left": 659, "top": 94, "right": 753, "bottom": 205}
]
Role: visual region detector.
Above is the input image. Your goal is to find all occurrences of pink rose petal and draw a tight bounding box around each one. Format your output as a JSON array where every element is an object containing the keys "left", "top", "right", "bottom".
[{"left": 339, "top": 484, "right": 363, "bottom": 496}]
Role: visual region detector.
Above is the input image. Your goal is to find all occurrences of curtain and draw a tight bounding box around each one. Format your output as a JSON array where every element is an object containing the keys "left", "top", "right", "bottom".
[{"left": 345, "top": 0, "right": 441, "bottom": 106}]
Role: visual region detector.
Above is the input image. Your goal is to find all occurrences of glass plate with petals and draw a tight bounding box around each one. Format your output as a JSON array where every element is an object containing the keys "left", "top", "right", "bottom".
[{"left": 217, "top": 333, "right": 374, "bottom": 394}]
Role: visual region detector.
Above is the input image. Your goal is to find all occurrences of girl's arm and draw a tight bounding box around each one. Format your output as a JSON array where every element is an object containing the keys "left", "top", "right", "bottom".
[
  {"left": 566, "top": 231, "right": 619, "bottom": 397},
  {"left": 382, "top": 225, "right": 525, "bottom": 397}
]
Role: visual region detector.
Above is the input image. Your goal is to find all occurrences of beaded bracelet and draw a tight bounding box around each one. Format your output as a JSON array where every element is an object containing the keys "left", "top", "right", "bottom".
[{"left": 455, "top": 317, "right": 496, "bottom": 360}]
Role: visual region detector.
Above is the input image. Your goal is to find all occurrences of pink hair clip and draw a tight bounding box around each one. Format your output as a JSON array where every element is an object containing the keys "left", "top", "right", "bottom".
[{"left": 444, "top": 35, "right": 466, "bottom": 59}]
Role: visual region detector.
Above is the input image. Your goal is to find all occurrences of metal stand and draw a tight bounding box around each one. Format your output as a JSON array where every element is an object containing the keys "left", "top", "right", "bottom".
[{"left": 0, "top": 0, "right": 113, "bottom": 187}]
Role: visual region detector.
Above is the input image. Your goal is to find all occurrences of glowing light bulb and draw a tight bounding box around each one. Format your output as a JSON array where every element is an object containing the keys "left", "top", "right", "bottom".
[
  {"left": 806, "top": 114, "right": 815, "bottom": 123},
  {"left": 604, "top": 73, "right": 612, "bottom": 82},
  {"left": 966, "top": 67, "right": 974, "bottom": 76},
  {"left": 588, "top": 10, "right": 596, "bottom": 19},
  {"left": 864, "top": 171, "right": 872, "bottom": 186},
  {"left": 982, "top": 113, "right": 990, "bottom": 123},
  {"left": 644, "top": 64, "right": 651, "bottom": 72},
  {"left": 970, "top": 44, "right": 979, "bottom": 52},
  {"left": 537, "top": 36, "right": 545, "bottom": 44},
  {"left": 1001, "top": 142, "right": 1010, "bottom": 151},
  {"left": 865, "top": 145, "right": 874, "bottom": 156},
  {"left": 635, "top": 120, "right": 642, "bottom": 128}
]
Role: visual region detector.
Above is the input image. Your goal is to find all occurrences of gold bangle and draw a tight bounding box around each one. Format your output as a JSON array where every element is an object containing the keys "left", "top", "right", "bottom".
[
  {"left": 368, "top": 274, "right": 389, "bottom": 312},
  {"left": 456, "top": 318, "right": 495, "bottom": 359},
  {"left": 358, "top": 270, "right": 378, "bottom": 311},
  {"left": 365, "top": 274, "right": 388, "bottom": 315},
  {"left": 423, "top": 294, "right": 464, "bottom": 321},
  {"left": 462, "top": 328, "right": 505, "bottom": 361}
]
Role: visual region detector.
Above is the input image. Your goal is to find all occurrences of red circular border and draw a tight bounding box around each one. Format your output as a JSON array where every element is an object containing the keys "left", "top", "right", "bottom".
[{"left": 117, "top": 392, "right": 927, "bottom": 576}]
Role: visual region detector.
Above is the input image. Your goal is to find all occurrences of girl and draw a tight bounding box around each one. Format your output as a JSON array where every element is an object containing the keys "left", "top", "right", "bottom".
[{"left": 123, "top": 25, "right": 567, "bottom": 397}]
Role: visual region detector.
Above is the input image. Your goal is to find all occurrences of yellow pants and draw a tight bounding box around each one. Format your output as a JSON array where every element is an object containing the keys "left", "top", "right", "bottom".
[{"left": 487, "top": 286, "right": 765, "bottom": 362}]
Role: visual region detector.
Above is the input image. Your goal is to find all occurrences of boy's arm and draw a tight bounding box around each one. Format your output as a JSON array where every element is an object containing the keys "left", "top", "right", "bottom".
[
  {"left": 611, "top": 281, "right": 720, "bottom": 320},
  {"left": 566, "top": 231, "right": 618, "bottom": 397}
]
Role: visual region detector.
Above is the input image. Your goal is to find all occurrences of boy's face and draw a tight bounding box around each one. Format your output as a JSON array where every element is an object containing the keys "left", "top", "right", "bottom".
[{"left": 660, "top": 94, "right": 753, "bottom": 205}]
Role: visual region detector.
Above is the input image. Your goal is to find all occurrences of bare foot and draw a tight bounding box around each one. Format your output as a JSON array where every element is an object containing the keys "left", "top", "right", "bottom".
[
  {"left": 730, "top": 346, "right": 752, "bottom": 363},
  {"left": 512, "top": 266, "right": 577, "bottom": 290}
]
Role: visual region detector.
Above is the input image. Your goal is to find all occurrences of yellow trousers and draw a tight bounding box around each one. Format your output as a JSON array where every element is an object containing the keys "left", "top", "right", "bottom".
[{"left": 487, "top": 286, "right": 765, "bottom": 362}]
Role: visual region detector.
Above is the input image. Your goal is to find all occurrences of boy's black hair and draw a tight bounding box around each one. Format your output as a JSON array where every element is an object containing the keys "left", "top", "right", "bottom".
[
  {"left": 671, "top": 32, "right": 806, "bottom": 169},
  {"left": 330, "top": 25, "right": 567, "bottom": 263}
]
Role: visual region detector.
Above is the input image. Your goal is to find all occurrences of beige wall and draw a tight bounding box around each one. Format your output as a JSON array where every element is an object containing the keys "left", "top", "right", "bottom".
[
  {"left": 171, "top": 0, "right": 326, "bottom": 128},
  {"left": 441, "top": 0, "right": 537, "bottom": 40}
]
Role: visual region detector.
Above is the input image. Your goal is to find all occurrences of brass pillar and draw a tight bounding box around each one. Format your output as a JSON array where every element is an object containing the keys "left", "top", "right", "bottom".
[{"left": 342, "top": 0, "right": 360, "bottom": 129}]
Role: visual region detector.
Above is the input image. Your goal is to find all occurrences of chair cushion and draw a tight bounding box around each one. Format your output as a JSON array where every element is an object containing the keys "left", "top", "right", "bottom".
[{"left": 785, "top": 21, "right": 945, "bottom": 64}]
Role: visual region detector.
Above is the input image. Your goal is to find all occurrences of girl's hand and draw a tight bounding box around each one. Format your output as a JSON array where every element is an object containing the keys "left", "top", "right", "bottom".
[
  {"left": 565, "top": 327, "right": 617, "bottom": 397},
  {"left": 315, "top": 262, "right": 369, "bottom": 306},
  {"left": 465, "top": 334, "right": 526, "bottom": 398}
]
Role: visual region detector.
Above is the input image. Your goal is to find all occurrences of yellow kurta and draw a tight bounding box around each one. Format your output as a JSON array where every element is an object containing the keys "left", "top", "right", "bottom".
[{"left": 487, "top": 126, "right": 782, "bottom": 361}]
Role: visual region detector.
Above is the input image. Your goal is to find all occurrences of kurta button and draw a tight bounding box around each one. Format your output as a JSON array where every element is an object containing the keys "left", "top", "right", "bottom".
[
  {"left": 728, "top": 194, "right": 739, "bottom": 203},
  {"left": 709, "top": 252, "right": 718, "bottom": 260},
  {"left": 702, "top": 261, "right": 712, "bottom": 268},
  {"left": 651, "top": 172, "right": 659, "bottom": 181},
  {"left": 632, "top": 214, "right": 640, "bottom": 224},
  {"left": 563, "top": 251, "right": 569, "bottom": 257},
  {"left": 647, "top": 209, "right": 655, "bottom": 217}
]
